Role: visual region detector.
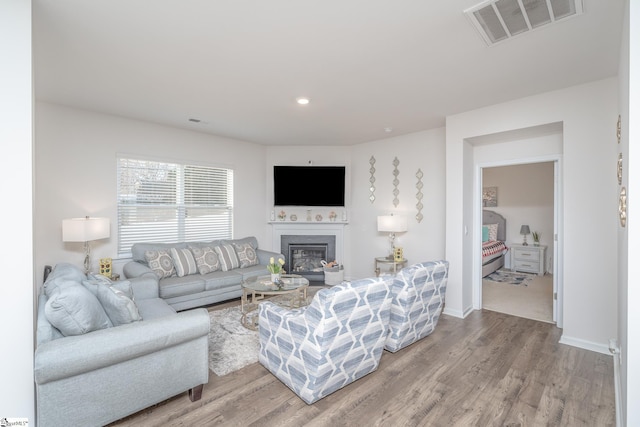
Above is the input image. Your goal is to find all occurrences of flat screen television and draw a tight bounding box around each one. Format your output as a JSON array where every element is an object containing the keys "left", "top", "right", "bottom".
[{"left": 274, "top": 166, "right": 345, "bottom": 207}]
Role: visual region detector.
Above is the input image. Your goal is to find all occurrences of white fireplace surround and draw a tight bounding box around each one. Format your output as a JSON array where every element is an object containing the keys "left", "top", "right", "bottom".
[{"left": 271, "top": 222, "right": 346, "bottom": 269}]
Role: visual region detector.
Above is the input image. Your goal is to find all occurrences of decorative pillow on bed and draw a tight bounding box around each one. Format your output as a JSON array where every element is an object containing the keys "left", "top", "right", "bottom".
[
  {"left": 482, "top": 226, "right": 490, "bottom": 242},
  {"left": 486, "top": 223, "right": 499, "bottom": 241}
]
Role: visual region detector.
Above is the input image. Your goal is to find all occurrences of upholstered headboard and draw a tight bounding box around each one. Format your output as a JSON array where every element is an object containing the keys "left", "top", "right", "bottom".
[{"left": 483, "top": 210, "right": 506, "bottom": 242}]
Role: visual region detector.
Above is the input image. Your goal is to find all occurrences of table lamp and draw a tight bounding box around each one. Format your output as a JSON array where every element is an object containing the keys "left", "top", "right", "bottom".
[
  {"left": 520, "top": 224, "right": 531, "bottom": 246},
  {"left": 377, "top": 214, "right": 407, "bottom": 259},
  {"left": 63, "top": 216, "right": 110, "bottom": 274}
]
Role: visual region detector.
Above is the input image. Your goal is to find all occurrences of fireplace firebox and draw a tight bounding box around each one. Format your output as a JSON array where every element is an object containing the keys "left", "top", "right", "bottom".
[{"left": 281, "top": 235, "right": 336, "bottom": 282}]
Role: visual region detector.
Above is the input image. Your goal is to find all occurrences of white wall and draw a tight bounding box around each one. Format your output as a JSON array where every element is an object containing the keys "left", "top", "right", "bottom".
[
  {"left": 34, "top": 102, "right": 267, "bottom": 285},
  {"left": 350, "top": 128, "right": 446, "bottom": 279},
  {"left": 0, "top": 0, "right": 35, "bottom": 421},
  {"left": 483, "top": 162, "right": 555, "bottom": 271},
  {"left": 265, "top": 129, "right": 447, "bottom": 280},
  {"left": 446, "top": 78, "right": 618, "bottom": 353}
]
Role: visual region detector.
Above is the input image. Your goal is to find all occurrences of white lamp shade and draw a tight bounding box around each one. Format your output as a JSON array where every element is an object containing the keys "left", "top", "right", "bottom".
[
  {"left": 377, "top": 215, "right": 408, "bottom": 233},
  {"left": 62, "top": 217, "right": 110, "bottom": 242}
]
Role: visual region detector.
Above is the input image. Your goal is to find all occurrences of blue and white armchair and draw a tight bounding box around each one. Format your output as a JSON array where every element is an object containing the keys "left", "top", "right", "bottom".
[
  {"left": 384, "top": 260, "right": 449, "bottom": 353},
  {"left": 258, "top": 276, "right": 392, "bottom": 404}
]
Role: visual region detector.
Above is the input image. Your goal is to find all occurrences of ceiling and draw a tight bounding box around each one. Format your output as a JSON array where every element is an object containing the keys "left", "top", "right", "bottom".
[{"left": 32, "top": 0, "right": 624, "bottom": 146}]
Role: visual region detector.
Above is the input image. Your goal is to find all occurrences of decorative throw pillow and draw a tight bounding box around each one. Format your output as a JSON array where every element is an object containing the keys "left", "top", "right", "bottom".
[
  {"left": 95, "top": 283, "right": 141, "bottom": 326},
  {"left": 233, "top": 242, "right": 259, "bottom": 268},
  {"left": 214, "top": 244, "right": 240, "bottom": 272},
  {"left": 45, "top": 285, "right": 113, "bottom": 336},
  {"left": 144, "top": 249, "right": 176, "bottom": 279},
  {"left": 189, "top": 245, "right": 220, "bottom": 275},
  {"left": 482, "top": 226, "right": 489, "bottom": 243},
  {"left": 170, "top": 247, "right": 198, "bottom": 277},
  {"left": 486, "top": 223, "right": 499, "bottom": 241}
]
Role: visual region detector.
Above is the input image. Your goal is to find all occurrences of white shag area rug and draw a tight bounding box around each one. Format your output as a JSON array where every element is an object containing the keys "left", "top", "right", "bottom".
[{"left": 208, "top": 306, "right": 258, "bottom": 376}]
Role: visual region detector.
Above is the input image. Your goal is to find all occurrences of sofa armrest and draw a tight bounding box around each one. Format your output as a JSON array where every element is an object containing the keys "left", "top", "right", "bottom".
[
  {"left": 124, "top": 261, "right": 159, "bottom": 299},
  {"left": 256, "top": 248, "right": 284, "bottom": 266},
  {"left": 35, "top": 308, "right": 210, "bottom": 385}
]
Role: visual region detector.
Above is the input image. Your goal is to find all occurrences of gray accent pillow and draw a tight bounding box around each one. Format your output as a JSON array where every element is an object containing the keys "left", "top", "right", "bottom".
[
  {"left": 214, "top": 244, "right": 240, "bottom": 271},
  {"left": 43, "top": 262, "right": 87, "bottom": 297},
  {"left": 233, "top": 242, "right": 259, "bottom": 268},
  {"left": 189, "top": 245, "right": 220, "bottom": 275},
  {"left": 144, "top": 249, "right": 176, "bottom": 279},
  {"left": 170, "top": 247, "right": 198, "bottom": 277},
  {"left": 96, "top": 283, "right": 142, "bottom": 326},
  {"left": 44, "top": 285, "right": 113, "bottom": 336}
]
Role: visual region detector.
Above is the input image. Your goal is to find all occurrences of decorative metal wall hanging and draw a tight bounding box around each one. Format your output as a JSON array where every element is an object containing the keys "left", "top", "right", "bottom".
[
  {"left": 369, "top": 156, "right": 376, "bottom": 203},
  {"left": 617, "top": 115, "right": 621, "bottom": 144},
  {"left": 619, "top": 186, "right": 627, "bottom": 227},
  {"left": 617, "top": 153, "right": 623, "bottom": 185},
  {"left": 392, "top": 157, "right": 400, "bottom": 207},
  {"left": 415, "top": 169, "right": 424, "bottom": 223}
]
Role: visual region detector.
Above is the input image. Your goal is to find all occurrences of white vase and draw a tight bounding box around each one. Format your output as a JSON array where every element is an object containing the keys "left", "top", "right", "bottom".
[{"left": 270, "top": 273, "right": 280, "bottom": 283}]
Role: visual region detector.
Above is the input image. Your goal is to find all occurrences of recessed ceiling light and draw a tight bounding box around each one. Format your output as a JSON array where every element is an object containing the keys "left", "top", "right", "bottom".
[
  {"left": 296, "top": 97, "right": 310, "bottom": 105},
  {"left": 384, "top": 127, "right": 394, "bottom": 133}
]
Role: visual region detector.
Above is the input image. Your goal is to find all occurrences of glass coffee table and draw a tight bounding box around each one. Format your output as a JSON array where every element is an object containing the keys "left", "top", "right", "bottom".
[{"left": 241, "top": 274, "right": 310, "bottom": 330}]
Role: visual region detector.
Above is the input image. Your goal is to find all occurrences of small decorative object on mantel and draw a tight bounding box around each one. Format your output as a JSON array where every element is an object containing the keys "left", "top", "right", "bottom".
[
  {"left": 290, "top": 214, "right": 297, "bottom": 221},
  {"left": 329, "top": 211, "right": 337, "bottom": 221},
  {"left": 278, "top": 210, "right": 286, "bottom": 221},
  {"left": 415, "top": 168, "right": 424, "bottom": 223},
  {"left": 392, "top": 157, "right": 400, "bottom": 207},
  {"left": 315, "top": 214, "right": 323, "bottom": 221},
  {"left": 306, "top": 209, "right": 312, "bottom": 222}
]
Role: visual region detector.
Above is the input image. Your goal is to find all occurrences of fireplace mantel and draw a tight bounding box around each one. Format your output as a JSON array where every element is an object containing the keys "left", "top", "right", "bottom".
[{"left": 271, "top": 222, "right": 346, "bottom": 266}]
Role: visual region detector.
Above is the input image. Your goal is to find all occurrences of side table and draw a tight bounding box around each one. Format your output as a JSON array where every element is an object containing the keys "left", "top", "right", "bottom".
[
  {"left": 510, "top": 244, "right": 546, "bottom": 276},
  {"left": 374, "top": 257, "right": 407, "bottom": 277}
]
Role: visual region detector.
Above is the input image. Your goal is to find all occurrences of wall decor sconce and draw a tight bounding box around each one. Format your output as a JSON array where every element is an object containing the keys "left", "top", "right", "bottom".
[{"left": 62, "top": 216, "right": 110, "bottom": 274}]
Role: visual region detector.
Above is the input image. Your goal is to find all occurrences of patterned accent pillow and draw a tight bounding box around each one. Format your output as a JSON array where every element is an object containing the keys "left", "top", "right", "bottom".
[
  {"left": 170, "top": 247, "right": 198, "bottom": 277},
  {"left": 486, "top": 223, "right": 499, "bottom": 241},
  {"left": 214, "top": 244, "right": 240, "bottom": 272},
  {"left": 233, "top": 242, "right": 259, "bottom": 268},
  {"left": 144, "top": 249, "right": 176, "bottom": 279},
  {"left": 189, "top": 245, "right": 221, "bottom": 275}
]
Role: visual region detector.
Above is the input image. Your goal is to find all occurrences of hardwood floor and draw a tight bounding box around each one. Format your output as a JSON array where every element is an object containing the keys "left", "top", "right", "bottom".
[{"left": 109, "top": 308, "right": 615, "bottom": 427}]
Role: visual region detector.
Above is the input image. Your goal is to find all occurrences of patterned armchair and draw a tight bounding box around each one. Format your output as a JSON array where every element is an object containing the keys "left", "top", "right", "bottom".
[
  {"left": 258, "top": 276, "right": 392, "bottom": 404},
  {"left": 384, "top": 260, "right": 449, "bottom": 353}
]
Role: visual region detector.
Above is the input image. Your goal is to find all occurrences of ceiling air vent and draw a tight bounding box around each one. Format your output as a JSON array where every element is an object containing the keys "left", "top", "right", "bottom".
[{"left": 465, "top": 0, "right": 584, "bottom": 46}]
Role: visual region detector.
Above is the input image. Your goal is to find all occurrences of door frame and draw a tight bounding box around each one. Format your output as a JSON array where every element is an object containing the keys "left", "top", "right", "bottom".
[{"left": 472, "top": 154, "right": 563, "bottom": 327}]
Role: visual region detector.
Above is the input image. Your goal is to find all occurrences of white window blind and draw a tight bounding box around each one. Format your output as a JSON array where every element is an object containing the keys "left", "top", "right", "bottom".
[{"left": 117, "top": 158, "right": 233, "bottom": 257}]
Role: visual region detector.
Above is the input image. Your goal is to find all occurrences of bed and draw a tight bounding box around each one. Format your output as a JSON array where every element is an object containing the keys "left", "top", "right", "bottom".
[{"left": 482, "top": 210, "right": 509, "bottom": 277}]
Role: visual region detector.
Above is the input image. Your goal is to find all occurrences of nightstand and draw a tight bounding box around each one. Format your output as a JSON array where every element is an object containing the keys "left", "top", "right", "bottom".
[{"left": 510, "top": 244, "right": 546, "bottom": 276}]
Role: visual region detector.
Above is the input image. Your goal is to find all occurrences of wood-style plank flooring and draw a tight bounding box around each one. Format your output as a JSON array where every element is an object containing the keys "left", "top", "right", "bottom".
[{"left": 109, "top": 304, "right": 615, "bottom": 427}]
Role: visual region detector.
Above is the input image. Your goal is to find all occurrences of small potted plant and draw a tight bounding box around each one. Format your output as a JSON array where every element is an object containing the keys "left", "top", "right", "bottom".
[
  {"left": 278, "top": 210, "right": 286, "bottom": 221},
  {"left": 329, "top": 211, "right": 337, "bottom": 221},
  {"left": 532, "top": 231, "right": 540, "bottom": 246},
  {"left": 267, "top": 257, "right": 285, "bottom": 285}
]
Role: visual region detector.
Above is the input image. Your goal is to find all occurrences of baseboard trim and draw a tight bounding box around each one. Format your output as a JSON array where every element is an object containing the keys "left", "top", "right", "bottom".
[
  {"left": 442, "top": 307, "right": 464, "bottom": 318},
  {"left": 558, "top": 335, "right": 611, "bottom": 355}
]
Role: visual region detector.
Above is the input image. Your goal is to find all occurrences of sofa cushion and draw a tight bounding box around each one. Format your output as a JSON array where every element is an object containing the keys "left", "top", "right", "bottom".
[
  {"left": 44, "top": 284, "right": 113, "bottom": 336},
  {"left": 170, "top": 247, "right": 198, "bottom": 277},
  {"left": 43, "top": 263, "right": 87, "bottom": 297},
  {"left": 158, "top": 275, "right": 206, "bottom": 299},
  {"left": 233, "top": 242, "right": 259, "bottom": 268},
  {"left": 95, "top": 283, "right": 142, "bottom": 326},
  {"left": 214, "top": 244, "right": 240, "bottom": 271},
  {"left": 82, "top": 273, "right": 133, "bottom": 297},
  {"left": 145, "top": 249, "right": 176, "bottom": 279},
  {"left": 189, "top": 245, "right": 221, "bottom": 274}
]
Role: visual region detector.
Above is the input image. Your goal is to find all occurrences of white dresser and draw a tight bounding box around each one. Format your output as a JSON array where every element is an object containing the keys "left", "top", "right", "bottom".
[{"left": 510, "top": 244, "right": 546, "bottom": 276}]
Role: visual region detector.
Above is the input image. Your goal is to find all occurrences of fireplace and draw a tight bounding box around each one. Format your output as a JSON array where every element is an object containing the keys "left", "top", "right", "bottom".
[{"left": 281, "top": 235, "right": 336, "bottom": 282}]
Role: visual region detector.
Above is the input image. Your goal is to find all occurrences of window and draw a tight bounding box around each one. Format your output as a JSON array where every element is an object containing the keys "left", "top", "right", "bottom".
[{"left": 117, "top": 157, "right": 233, "bottom": 257}]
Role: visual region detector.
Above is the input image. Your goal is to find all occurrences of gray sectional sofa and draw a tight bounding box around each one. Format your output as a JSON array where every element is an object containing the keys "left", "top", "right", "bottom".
[
  {"left": 123, "top": 236, "right": 284, "bottom": 311},
  {"left": 35, "top": 263, "right": 210, "bottom": 427}
]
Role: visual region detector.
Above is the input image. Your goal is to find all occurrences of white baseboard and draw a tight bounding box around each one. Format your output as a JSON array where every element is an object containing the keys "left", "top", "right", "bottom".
[
  {"left": 443, "top": 305, "right": 476, "bottom": 319},
  {"left": 558, "top": 334, "right": 611, "bottom": 355}
]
